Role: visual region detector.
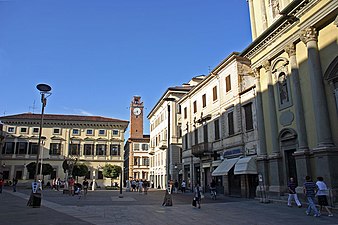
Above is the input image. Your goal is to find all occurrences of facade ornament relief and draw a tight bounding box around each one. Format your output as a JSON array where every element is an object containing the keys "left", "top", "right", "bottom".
[
  {"left": 262, "top": 60, "right": 271, "bottom": 72},
  {"left": 284, "top": 43, "right": 296, "bottom": 57},
  {"left": 300, "top": 27, "right": 317, "bottom": 44}
]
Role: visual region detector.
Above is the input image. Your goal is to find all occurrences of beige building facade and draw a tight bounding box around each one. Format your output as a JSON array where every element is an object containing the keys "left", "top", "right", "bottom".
[
  {"left": 243, "top": 0, "right": 338, "bottom": 200},
  {"left": 179, "top": 53, "right": 259, "bottom": 197},
  {"left": 0, "top": 113, "right": 128, "bottom": 187}
]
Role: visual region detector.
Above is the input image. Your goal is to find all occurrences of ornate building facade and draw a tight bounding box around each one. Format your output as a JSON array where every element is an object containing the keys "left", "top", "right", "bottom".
[
  {"left": 243, "top": 0, "right": 338, "bottom": 199},
  {"left": 0, "top": 113, "right": 128, "bottom": 187}
]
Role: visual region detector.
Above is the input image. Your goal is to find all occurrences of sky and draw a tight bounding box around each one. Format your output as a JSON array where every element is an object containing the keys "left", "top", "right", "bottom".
[{"left": 0, "top": 0, "right": 252, "bottom": 135}]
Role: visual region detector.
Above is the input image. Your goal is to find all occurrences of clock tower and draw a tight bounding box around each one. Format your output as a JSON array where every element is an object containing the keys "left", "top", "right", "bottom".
[{"left": 130, "top": 96, "right": 144, "bottom": 139}]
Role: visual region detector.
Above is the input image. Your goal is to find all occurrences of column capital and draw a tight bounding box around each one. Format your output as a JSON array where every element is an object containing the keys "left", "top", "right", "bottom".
[
  {"left": 300, "top": 27, "right": 317, "bottom": 44},
  {"left": 262, "top": 60, "right": 271, "bottom": 72},
  {"left": 285, "top": 43, "right": 296, "bottom": 57}
]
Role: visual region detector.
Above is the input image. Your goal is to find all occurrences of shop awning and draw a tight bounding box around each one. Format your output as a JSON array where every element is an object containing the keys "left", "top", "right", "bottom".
[
  {"left": 212, "top": 157, "right": 239, "bottom": 176},
  {"left": 234, "top": 156, "right": 257, "bottom": 175}
]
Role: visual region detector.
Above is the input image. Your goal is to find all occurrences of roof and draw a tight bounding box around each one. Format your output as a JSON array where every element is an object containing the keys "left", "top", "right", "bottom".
[{"left": 0, "top": 113, "right": 129, "bottom": 124}]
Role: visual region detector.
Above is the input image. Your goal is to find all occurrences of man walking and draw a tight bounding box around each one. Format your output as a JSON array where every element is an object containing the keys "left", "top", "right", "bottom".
[
  {"left": 287, "top": 177, "right": 302, "bottom": 208},
  {"left": 303, "top": 176, "right": 320, "bottom": 217}
]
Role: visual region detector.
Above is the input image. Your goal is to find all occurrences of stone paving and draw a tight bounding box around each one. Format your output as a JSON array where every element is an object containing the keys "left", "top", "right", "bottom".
[{"left": 1, "top": 186, "right": 338, "bottom": 225}]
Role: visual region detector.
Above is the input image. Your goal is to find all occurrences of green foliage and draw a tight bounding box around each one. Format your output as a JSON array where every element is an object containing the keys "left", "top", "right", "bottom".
[
  {"left": 102, "top": 164, "right": 121, "bottom": 179},
  {"left": 25, "top": 162, "right": 54, "bottom": 176},
  {"left": 72, "top": 163, "right": 89, "bottom": 178}
]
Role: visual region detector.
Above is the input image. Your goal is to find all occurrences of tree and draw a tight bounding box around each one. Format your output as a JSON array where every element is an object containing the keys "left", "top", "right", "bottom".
[
  {"left": 72, "top": 163, "right": 88, "bottom": 182},
  {"left": 103, "top": 164, "right": 121, "bottom": 186},
  {"left": 25, "top": 162, "right": 54, "bottom": 180}
]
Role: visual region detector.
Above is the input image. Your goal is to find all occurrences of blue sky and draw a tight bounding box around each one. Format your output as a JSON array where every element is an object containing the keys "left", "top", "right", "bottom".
[{"left": 0, "top": 0, "right": 252, "bottom": 135}]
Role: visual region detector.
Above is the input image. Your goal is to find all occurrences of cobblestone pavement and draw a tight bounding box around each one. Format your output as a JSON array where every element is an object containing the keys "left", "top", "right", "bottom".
[{"left": 1, "top": 186, "right": 338, "bottom": 225}]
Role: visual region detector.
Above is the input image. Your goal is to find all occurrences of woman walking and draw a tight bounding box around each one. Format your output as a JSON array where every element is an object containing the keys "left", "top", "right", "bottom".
[
  {"left": 316, "top": 177, "right": 333, "bottom": 217},
  {"left": 193, "top": 183, "right": 201, "bottom": 209}
]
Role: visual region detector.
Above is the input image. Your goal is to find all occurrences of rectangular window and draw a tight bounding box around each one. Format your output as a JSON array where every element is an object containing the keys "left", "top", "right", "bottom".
[
  {"left": 226, "top": 75, "right": 231, "bottom": 92},
  {"left": 213, "top": 86, "right": 218, "bottom": 101},
  {"left": 33, "top": 128, "right": 39, "bottom": 133},
  {"left": 69, "top": 144, "right": 80, "bottom": 155},
  {"left": 96, "top": 144, "right": 106, "bottom": 155},
  {"left": 28, "top": 143, "right": 38, "bottom": 155},
  {"left": 141, "top": 144, "right": 148, "bottom": 151},
  {"left": 86, "top": 129, "right": 93, "bottom": 135},
  {"left": 193, "top": 101, "right": 197, "bottom": 113},
  {"left": 16, "top": 142, "right": 27, "bottom": 155},
  {"left": 228, "top": 112, "right": 234, "bottom": 135},
  {"left": 72, "top": 129, "right": 80, "bottom": 135},
  {"left": 112, "top": 130, "right": 119, "bottom": 135},
  {"left": 134, "top": 143, "right": 140, "bottom": 151},
  {"left": 134, "top": 157, "right": 139, "bottom": 165},
  {"left": 203, "top": 124, "right": 208, "bottom": 143},
  {"left": 202, "top": 94, "right": 206, "bottom": 108},
  {"left": 110, "top": 144, "right": 120, "bottom": 156},
  {"left": 84, "top": 144, "right": 94, "bottom": 155},
  {"left": 7, "top": 127, "right": 15, "bottom": 133},
  {"left": 184, "top": 107, "right": 187, "bottom": 119},
  {"left": 214, "top": 119, "right": 220, "bottom": 140},
  {"left": 3, "top": 142, "right": 15, "bottom": 154},
  {"left": 184, "top": 134, "right": 188, "bottom": 149},
  {"left": 53, "top": 128, "right": 61, "bottom": 135},
  {"left": 20, "top": 127, "right": 28, "bottom": 133},
  {"left": 143, "top": 157, "right": 149, "bottom": 166},
  {"left": 99, "top": 129, "right": 106, "bottom": 135},
  {"left": 98, "top": 171, "right": 103, "bottom": 179},
  {"left": 244, "top": 103, "right": 254, "bottom": 131},
  {"left": 194, "top": 129, "right": 198, "bottom": 145},
  {"left": 50, "top": 143, "right": 61, "bottom": 155}
]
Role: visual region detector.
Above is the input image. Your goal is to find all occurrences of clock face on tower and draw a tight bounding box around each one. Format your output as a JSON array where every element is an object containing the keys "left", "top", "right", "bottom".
[{"left": 133, "top": 107, "right": 141, "bottom": 116}]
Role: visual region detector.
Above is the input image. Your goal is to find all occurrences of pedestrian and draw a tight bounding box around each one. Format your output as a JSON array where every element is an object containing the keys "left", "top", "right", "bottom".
[
  {"left": 143, "top": 180, "right": 148, "bottom": 195},
  {"left": 193, "top": 183, "right": 201, "bottom": 209},
  {"left": 181, "top": 180, "right": 186, "bottom": 193},
  {"left": 316, "top": 177, "right": 333, "bottom": 217},
  {"left": 12, "top": 177, "right": 18, "bottom": 192},
  {"left": 0, "top": 178, "right": 4, "bottom": 193},
  {"left": 56, "top": 178, "right": 61, "bottom": 191},
  {"left": 303, "top": 175, "right": 320, "bottom": 217},
  {"left": 287, "top": 177, "right": 302, "bottom": 208},
  {"left": 68, "top": 176, "right": 75, "bottom": 196},
  {"left": 138, "top": 179, "right": 143, "bottom": 194},
  {"left": 173, "top": 180, "right": 178, "bottom": 193},
  {"left": 82, "top": 178, "right": 89, "bottom": 198}
]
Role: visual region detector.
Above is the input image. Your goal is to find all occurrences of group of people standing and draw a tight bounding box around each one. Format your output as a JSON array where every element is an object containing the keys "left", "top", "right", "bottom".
[
  {"left": 130, "top": 179, "right": 149, "bottom": 194},
  {"left": 288, "top": 176, "right": 333, "bottom": 217}
]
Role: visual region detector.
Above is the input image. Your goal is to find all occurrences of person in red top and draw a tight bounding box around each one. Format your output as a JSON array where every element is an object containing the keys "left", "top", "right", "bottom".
[
  {"left": 68, "top": 176, "right": 75, "bottom": 196},
  {"left": 0, "top": 178, "right": 4, "bottom": 193}
]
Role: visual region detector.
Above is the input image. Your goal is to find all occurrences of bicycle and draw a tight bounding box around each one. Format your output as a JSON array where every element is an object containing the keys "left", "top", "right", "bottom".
[{"left": 210, "top": 188, "right": 216, "bottom": 200}]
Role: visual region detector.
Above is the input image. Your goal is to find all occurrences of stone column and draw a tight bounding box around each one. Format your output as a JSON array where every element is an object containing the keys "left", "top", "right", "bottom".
[
  {"left": 263, "top": 60, "right": 283, "bottom": 197},
  {"left": 300, "top": 27, "right": 334, "bottom": 148},
  {"left": 285, "top": 43, "right": 311, "bottom": 186},
  {"left": 300, "top": 27, "right": 338, "bottom": 190},
  {"left": 284, "top": 43, "right": 308, "bottom": 152},
  {"left": 263, "top": 61, "right": 279, "bottom": 155},
  {"left": 260, "top": 0, "right": 268, "bottom": 31},
  {"left": 247, "top": 0, "right": 257, "bottom": 39}
]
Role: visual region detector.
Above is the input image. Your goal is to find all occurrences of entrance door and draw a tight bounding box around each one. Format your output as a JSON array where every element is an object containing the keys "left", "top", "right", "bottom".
[
  {"left": 285, "top": 149, "right": 297, "bottom": 183},
  {"left": 228, "top": 168, "right": 241, "bottom": 197}
]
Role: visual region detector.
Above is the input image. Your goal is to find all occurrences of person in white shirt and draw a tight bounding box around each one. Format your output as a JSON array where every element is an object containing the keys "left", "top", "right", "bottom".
[{"left": 316, "top": 177, "right": 333, "bottom": 217}]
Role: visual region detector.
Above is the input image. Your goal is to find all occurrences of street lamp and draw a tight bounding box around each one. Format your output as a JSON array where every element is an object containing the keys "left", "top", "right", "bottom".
[
  {"left": 35, "top": 84, "right": 52, "bottom": 181},
  {"left": 163, "top": 97, "right": 176, "bottom": 188}
]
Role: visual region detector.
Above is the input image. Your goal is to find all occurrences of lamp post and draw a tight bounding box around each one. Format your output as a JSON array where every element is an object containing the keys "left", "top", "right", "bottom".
[
  {"left": 163, "top": 97, "right": 176, "bottom": 188},
  {"left": 35, "top": 84, "right": 52, "bottom": 181}
]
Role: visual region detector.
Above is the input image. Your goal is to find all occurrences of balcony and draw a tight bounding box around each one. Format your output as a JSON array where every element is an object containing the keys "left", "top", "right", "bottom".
[
  {"left": 191, "top": 142, "right": 213, "bottom": 157},
  {"left": 158, "top": 139, "right": 167, "bottom": 150},
  {"left": 148, "top": 147, "right": 155, "bottom": 155}
]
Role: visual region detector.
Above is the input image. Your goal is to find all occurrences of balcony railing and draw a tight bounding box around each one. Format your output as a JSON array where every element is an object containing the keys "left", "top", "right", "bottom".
[
  {"left": 191, "top": 142, "right": 212, "bottom": 157},
  {"left": 148, "top": 147, "right": 155, "bottom": 155},
  {"left": 158, "top": 139, "right": 167, "bottom": 150}
]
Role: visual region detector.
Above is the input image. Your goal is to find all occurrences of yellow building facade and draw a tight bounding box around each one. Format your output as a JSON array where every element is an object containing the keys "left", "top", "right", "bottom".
[
  {"left": 242, "top": 0, "right": 338, "bottom": 199},
  {"left": 0, "top": 113, "right": 128, "bottom": 187}
]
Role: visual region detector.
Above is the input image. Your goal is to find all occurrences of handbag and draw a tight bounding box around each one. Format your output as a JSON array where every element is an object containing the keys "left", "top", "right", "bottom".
[{"left": 192, "top": 198, "right": 197, "bottom": 207}]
